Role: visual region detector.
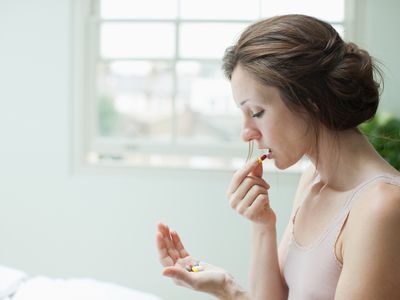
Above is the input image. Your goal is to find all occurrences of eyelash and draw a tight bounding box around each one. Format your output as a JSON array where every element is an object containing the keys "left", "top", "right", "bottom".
[{"left": 251, "top": 110, "right": 265, "bottom": 118}]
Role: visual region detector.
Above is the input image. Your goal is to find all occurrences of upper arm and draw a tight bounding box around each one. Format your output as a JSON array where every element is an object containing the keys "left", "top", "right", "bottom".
[
  {"left": 278, "top": 164, "right": 316, "bottom": 274},
  {"left": 335, "top": 182, "right": 400, "bottom": 300}
]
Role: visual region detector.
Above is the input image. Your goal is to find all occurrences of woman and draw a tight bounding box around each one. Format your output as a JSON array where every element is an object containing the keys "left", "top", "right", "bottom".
[{"left": 156, "top": 15, "right": 400, "bottom": 299}]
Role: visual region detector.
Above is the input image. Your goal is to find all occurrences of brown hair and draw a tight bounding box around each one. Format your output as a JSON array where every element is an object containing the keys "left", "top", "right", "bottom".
[{"left": 222, "top": 14, "right": 382, "bottom": 132}]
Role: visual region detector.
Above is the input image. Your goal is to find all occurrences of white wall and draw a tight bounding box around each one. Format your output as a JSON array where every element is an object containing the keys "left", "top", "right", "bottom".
[
  {"left": 352, "top": 0, "right": 400, "bottom": 116},
  {"left": 0, "top": 1, "right": 298, "bottom": 299},
  {"left": 0, "top": 1, "right": 398, "bottom": 300}
]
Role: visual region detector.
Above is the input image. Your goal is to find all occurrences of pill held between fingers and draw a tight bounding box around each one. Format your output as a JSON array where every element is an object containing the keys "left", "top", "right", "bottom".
[{"left": 258, "top": 154, "right": 267, "bottom": 164}]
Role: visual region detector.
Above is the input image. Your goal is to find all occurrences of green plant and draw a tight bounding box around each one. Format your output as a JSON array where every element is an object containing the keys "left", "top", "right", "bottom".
[{"left": 359, "top": 112, "right": 400, "bottom": 171}]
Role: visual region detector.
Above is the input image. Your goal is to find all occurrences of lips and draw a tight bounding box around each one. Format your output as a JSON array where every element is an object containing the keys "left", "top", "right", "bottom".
[{"left": 258, "top": 147, "right": 272, "bottom": 159}]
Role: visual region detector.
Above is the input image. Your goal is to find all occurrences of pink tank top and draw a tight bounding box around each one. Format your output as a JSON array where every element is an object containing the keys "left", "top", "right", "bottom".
[{"left": 282, "top": 174, "right": 400, "bottom": 300}]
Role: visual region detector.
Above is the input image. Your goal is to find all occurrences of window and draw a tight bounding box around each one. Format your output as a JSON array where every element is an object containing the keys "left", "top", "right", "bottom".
[{"left": 72, "top": 0, "right": 346, "bottom": 171}]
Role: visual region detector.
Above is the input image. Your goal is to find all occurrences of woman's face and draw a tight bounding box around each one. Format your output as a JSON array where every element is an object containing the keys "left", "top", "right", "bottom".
[{"left": 231, "top": 65, "right": 313, "bottom": 169}]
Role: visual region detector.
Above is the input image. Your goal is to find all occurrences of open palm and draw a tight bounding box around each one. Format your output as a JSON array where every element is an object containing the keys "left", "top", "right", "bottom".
[{"left": 156, "top": 222, "right": 230, "bottom": 295}]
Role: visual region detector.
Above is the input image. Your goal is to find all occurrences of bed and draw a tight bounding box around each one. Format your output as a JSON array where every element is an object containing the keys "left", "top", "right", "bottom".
[{"left": 0, "top": 265, "right": 162, "bottom": 300}]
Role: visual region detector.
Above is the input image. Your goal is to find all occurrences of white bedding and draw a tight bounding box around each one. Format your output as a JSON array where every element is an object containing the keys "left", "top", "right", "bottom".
[
  {"left": 0, "top": 266, "right": 162, "bottom": 300},
  {"left": 0, "top": 266, "right": 27, "bottom": 299}
]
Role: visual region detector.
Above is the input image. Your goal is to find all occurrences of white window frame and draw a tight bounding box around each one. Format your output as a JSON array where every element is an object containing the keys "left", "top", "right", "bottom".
[{"left": 72, "top": 0, "right": 350, "bottom": 173}]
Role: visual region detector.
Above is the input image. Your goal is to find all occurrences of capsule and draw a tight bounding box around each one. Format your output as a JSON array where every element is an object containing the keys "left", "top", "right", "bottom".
[{"left": 192, "top": 266, "right": 199, "bottom": 272}]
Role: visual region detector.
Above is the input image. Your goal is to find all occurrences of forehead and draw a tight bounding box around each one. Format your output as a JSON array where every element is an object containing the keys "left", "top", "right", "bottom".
[{"left": 231, "top": 65, "right": 281, "bottom": 106}]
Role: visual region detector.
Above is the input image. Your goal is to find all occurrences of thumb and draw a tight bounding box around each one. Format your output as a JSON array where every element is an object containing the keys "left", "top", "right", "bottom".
[{"left": 249, "top": 156, "right": 265, "bottom": 178}]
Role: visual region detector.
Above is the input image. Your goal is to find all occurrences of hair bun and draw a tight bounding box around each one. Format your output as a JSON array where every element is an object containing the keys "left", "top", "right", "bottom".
[
  {"left": 344, "top": 42, "right": 360, "bottom": 54},
  {"left": 323, "top": 42, "right": 382, "bottom": 129}
]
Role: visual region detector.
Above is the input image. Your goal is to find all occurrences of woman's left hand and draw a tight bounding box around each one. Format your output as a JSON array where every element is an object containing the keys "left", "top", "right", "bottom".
[{"left": 156, "top": 222, "right": 234, "bottom": 297}]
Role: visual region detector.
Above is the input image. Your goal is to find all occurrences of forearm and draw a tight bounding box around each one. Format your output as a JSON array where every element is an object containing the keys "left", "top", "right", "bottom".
[{"left": 250, "top": 225, "right": 287, "bottom": 300}]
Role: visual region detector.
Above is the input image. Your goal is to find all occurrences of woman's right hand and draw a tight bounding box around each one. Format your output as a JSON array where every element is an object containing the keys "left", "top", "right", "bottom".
[{"left": 226, "top": 157, "right": 276, "bottom": 228}]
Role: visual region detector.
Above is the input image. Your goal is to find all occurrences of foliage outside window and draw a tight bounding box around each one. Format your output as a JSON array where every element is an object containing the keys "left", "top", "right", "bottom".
[{"left": 360, "top": 113, "right": 400, "bottom": 171}]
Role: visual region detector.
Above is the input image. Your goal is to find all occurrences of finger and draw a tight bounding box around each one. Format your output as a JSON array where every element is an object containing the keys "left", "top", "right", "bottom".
[
  {"left": 171, "top": 230, "right": 190, "bottom": 258},
  {"left": 244, "top": 194, "right": 270, "bottom": 219},
  {"left": 157, "top": 223, "right": 174, "bottom": 250},
  {"left": 157, "top": 223, "right": 180, "bottom": 261},
  {"left": 228, "top": 158, "right": 261, "bottom": 194},
  {"left": 227, "top": 157, "right": 265, "bottom": 195},
  {"left": 157, "top": 222, "right": 171, "bottom": 238},
  {"left": 236, "top": 186, "right": 268, "bottom": 214},
  {"left": 234, "top": 176, "right": 270, "bottom": 199},
  {"left": 249, "top": 157, "right": 264, "bottom": 178},
  {"left": 251, "top": 194, "right": 270, "bottom": 211},
  {"left": 156, "top": 232, "right": 168, "bottom": 258},
  {"left": 230, "top": 179, "right": 269, "bottom": 209},
  {"left": 156, "top": 232, "right": 175, "bottom": 267},
  {"left": 246, "top": 176, "right": 270, "bottom": 189}
]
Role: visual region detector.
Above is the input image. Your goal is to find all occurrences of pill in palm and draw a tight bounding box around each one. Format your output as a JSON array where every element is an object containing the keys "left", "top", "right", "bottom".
[{"left": 185, "top": 262, "right": 203, "bottom": 272}]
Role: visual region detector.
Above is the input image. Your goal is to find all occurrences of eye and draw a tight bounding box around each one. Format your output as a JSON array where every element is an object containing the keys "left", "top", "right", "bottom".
[{"left": 251, "top": 110, "right": 265, "bottom": 118}]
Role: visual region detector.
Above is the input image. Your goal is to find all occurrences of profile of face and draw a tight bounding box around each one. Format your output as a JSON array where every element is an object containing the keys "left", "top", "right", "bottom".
[{"left": 231, "top": 65, "right": 314, "bottom": 169}]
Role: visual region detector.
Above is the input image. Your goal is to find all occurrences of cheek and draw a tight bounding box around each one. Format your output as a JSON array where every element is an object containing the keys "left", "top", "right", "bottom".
[{"left": 269, "top": 117, "right": 311, "bottom": 155}]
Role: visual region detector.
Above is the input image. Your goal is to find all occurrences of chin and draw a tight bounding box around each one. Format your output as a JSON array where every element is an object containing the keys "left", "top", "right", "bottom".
[
  {"left": 274, "top": 161, "right": 290, "bottom": 170},
  {"left": 273, "top": 157, "right": 300, "bottom": 170}
]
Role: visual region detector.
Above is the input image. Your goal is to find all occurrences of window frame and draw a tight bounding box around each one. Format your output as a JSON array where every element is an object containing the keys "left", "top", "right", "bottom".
[{"left": 72, "top": 0, "right": 350, "bottom": 173}]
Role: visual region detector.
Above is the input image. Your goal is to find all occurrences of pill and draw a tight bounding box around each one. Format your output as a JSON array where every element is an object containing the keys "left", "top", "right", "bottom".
[
  {"left": 257, "top": 154, "right": 267, "bottom": 164},
  {"left": 195, "top": 265, "right": 204, "bottom": 271}
]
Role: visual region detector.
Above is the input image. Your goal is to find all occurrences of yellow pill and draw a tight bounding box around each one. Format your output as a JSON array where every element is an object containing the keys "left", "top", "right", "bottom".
[{"left": 192, "top": 267, "right": 199, "bottom": 272}]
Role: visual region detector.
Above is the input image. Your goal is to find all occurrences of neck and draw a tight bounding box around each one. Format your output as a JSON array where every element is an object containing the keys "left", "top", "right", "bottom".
[{"left": 306, "top": 128, "right": 393, "bottom": 191}]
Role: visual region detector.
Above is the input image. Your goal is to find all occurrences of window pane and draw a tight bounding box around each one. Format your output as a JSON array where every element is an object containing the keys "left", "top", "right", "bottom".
[
  {"left": 179, "top": 22, "right": 249, "bottom": 59},
  {"left": 180, "top": 0, "right": 259, "bottom": 20},
  {"left": 100, "top": 23, "right": 175, "bottom": 59},
  {"left": 261, "top": 0, "right": 345, "bottom": 22},
  {"left": 97, "top": 61, "right": 174, "bottom": 142},
  {"left": 176, "top": 61, "right": 241, "bottom": 144},
  {"left": 333, "top": 25, "right": 344, "bottom": 38},
  {"left": 101, "top": 0, "right": 178, "bottom": 19}
]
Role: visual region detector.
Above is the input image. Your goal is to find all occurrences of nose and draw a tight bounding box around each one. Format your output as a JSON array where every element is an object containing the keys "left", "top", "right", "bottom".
[{"left": 240, "top": 126, "right": 261, "bottom": 142}]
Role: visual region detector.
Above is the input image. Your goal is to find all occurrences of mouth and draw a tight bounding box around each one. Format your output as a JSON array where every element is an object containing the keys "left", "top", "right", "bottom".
[
  {"left": 266, "top": 148, "right": 272, "bottom": 159},
  {"left": 258, "top": 147, "right": 272, "bottom": 159}
]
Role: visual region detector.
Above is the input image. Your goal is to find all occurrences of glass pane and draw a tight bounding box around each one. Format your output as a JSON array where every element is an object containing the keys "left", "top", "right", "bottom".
[
  {"left": 179, "top": 22, "right": 249, "bottom": 59},
  {"left": 261, "top": 0, "right": 345, "bottom": 22},
  {"left": 100, "top": 23, "right": 175, "bottom": 59},
  {"left": 101, "top": 0, "right": 178, "bottom": 19},
  {"left": 97, "top": 61, "right": 174, "bottom": 142},
  {"left": 333, "top": 25, "right": 344, "bottom": 38},
  {"left": 176, "top": 61, "right": 241, "bottom": 143},
  {"left": 180, "top": 0, "right": 259, "bottom": 20}
]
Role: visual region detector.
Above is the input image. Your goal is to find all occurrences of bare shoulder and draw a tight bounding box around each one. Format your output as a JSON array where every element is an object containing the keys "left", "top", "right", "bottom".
[
  {"left": 349, "top": 179, "right": 400, "bottom": 229},
  {"left": 335, "top": 179, "right": 400, "bottom": 299}
]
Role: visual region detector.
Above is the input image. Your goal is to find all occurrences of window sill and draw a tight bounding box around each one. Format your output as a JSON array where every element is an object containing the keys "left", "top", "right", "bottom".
[{"left": 74, "top": 152, "right": 309, "bottom": 175}]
